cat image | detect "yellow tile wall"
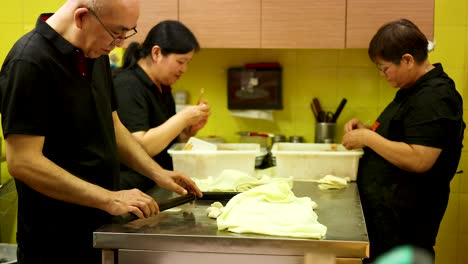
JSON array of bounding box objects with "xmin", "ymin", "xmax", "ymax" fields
[{"xmin": 0, "ymin": 1, "xmax": 467, "ymax": 263}]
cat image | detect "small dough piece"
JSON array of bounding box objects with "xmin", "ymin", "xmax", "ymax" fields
[
  {"xmin": 317, "ymin": 175, "xmax": 348, "ymax": 190},
  {"xmin": 165, "ymin": 208, "xmax": 182, "ymax": 213},
  {"xmin": 206, "ymin": 201, "xmax": 225, "ymax": 219},
  {"xmin": 208, "ymin": 207, "xmax": 223, "ymax": 218},
  {"xmin": 211, "ymin": 201, "xmax": 224, "ymax": 209}
]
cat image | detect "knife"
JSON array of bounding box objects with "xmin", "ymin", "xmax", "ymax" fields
[
  {"xmin": 331, "ymin": 98, "xmax": 347, "ymax": 122},
  {"xmin": 112, "ymin": 194, "xmax": 196, "ymax": 224},
  {"xmin": 111, "ymin": 192, "xmax": 240, "ymax": 224}
]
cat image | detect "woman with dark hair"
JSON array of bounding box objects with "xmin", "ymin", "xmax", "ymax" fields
[
  {"xmin": 342, "ymin": 19, "xmax": 464, "ymax": 263},
  {"xmin": 121, "ymin": 41, "xmax": 140, "ymax": 68},
  {"xmin": 114, "ymin": 20, "xmax": 210, "ymax": 191},
  {"xmin": 111, "ymin": 42, "xmax": 140, "ymax": 77}
]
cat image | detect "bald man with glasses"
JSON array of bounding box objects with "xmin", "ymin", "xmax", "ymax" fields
[
  {"xmin": 87, "ymin": 7, "xmax": 138, "ymax": 47},
  {"xmin": 0, "ymin": 0, "xmax": 202, "ymax": 263}
]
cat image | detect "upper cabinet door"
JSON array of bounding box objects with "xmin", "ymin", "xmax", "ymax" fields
[
  {"xmin": 132, "ymin": 0, "xmax": 179, "ymax": 45},
  {"xmin": 346, "ymin": 0, "xmax": 434, "ymax": 48},
  {"xmin": 179, "ymin": 0, "xmax": 261, "ymax": 48},
  {"xmin": 261, "ymin": 0, "xmax": 346, "ymax": 49}
]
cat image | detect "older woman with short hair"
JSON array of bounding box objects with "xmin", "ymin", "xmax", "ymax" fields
[{"xmin": 342, "ymin": 18, "xmax": 465, "ymax": 263}]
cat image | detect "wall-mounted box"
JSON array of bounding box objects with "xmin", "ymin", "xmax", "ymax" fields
[{"xmin": 227, "ymin": 65, "xmax": 282, "ymax": 110}]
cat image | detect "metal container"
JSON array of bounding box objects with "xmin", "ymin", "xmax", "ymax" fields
[
  {"xmin": 288, "ymin": 136, "xmax": 304, "ymax": 143},
  {"xmin": 271, "ymin": 134, "xmax": 286, "ymax": 144},
  {"xmin": 315, "ymin": 122, "xmax": 336, "ymax": 143},
  {"xmin": 237, "ymin": 131, "xmax": 270, "ymax": 149}
]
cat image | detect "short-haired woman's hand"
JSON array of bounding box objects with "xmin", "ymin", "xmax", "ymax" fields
[{"xmin": 344, "ymin": 118, "xmax": 368, "ymax": 133}]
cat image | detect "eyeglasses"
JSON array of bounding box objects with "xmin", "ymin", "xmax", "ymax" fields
[
  {"xmin": 376, "ymin": 63, "xmax": 393, "ymax": 74},
  {"xmin": 88, "ymin": 8, "xmax": 137, "ymax": 46}
]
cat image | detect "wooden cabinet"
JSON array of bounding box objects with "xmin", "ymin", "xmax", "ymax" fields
[
  {"xmin": 135, "ymin": 0, "xmax": 434, "ymax": 49},
  {"xmin": 261, "ymin": 0, "xmax": 345, "ymax": 49},
  {"xmin": 178, "ymin": 0, "xmax": 344, "ymax": 49},
  {"xmin": 346, "ymin": 0, "xmax": 434, "ymax": 48},
  {"xmin": 131, "ymin": 0, "xmax": 178, "ymax": 45},
  {"xmin": 179, "ymin": 0, "xmax": 261, "ymax": 48}
]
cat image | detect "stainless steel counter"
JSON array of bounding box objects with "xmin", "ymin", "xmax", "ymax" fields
[{"xmin": 94, "ymin": 182, "xmax": 369, "ymax": 264}]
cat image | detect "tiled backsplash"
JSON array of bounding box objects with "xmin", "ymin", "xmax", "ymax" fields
[{"xmin": 174, "ymin": 48, "xmax": 465, "ymax": 143}]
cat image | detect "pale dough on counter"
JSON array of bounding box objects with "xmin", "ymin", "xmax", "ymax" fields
[
  {"xmin": 206, "ymin": 202, "xmax": 224, "ymax": 219},
  {"xmin": 193, "ymin": 169, "xmax": 292, "ymax": 192},
  {"xmin": 216, "ymin": 180, "xmax": 327, "ymax": 239},
  {"xmin": 316, "ymin": 175, "xmax": 350, "ymax": 190}
]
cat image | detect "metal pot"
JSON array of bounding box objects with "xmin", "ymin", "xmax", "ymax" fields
[
  {"xmin": 271, "ymin": 134, "xmax": 286, "ymax": 144},
  {"xmin": 289, "ymin": 136, "xmax": 304, "ymax": 143},
  {"xmin": 237, "ymin": 131, "xmax": 271, "ymax": 148}
]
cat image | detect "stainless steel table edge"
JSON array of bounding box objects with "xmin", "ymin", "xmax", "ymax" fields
[
  {"xmin": 94, "ymin": 231, "xmax": 369, "ymax": 258},
  {"xmin": 94, "ymin": 182, "xmax": 369, "ymax": 261}
]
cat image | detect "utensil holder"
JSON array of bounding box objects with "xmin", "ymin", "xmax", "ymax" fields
[{"xmin": 315, "ymin": 122, "xmax": 336, "ymax": 143}]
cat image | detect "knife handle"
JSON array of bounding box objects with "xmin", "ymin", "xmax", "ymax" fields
[{"xmin": 312, "ymin": 98, "xmax": 322, "ymax": 114}]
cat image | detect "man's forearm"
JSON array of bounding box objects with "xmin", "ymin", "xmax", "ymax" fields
[
  {"xmin": 113, "ymin": 112, "xmax": 163, "ymax": 182},
  {"xmin": 6, "ymin": 135, "xmax": 113, "ymax": 211}
]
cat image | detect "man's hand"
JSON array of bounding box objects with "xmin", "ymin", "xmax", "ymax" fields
[
  {"xmin": 104, "ymin": 189, "xmax": 159, "ymax": 218},
  {"xmin": 154, "ymin": 170, "xmax": 203, "ymax": 198}
]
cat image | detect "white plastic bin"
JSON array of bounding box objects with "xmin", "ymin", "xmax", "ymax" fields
[
  {"xmin": 271, "ymin": 143, "xmax": 364, "ymax": 181},
  {"xmin": 0, "ymin": 243, "xmax": 17, "ymax": 264},
  {"xmin": 168, "ymin": 143, "xmax": 260, "ymax": 179}
]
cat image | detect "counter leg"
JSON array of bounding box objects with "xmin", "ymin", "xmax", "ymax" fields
[
  {"xmin": 304, "ymin": 252, "xmax": 335, "ymax": 264},
  {"xmin": 102, "ymin": 249, "xmax": 117, "ymax": 264}
]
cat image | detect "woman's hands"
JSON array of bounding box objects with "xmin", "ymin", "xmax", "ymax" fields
[
  {"xmin": 179, "ymin": 101, "xmax": 210, "ymax": 137},
  {"xmin": 343, "ymin": 118, "xmax": 369, "ymax": 132},
  {"xmin": 179, "ymin": 101, "xmax": 210, "ymax": 125},
  {"xmin": 342, "ymin": 118, "xmax": 371, "ymax": 150}
]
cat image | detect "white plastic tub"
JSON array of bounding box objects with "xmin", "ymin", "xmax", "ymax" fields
[
  {"xmin": 271, "ymin": 143, "xmax": 364, "ymax": 181},
  {"xmin": 168, "ymin": 143, "xmax": 260, "ymax": 179},
  {"xmin": 0, "ymin": 243, "xmax": 17, "ymax": 264}
]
